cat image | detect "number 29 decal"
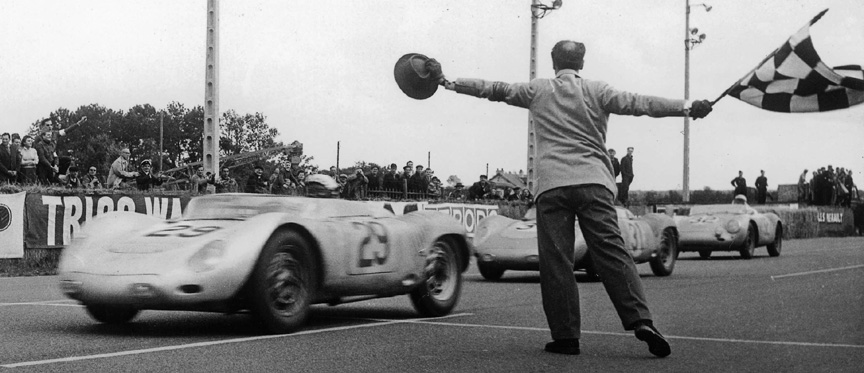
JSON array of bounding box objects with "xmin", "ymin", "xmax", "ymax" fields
[
  {"xmin": 146, "ymin": 224, "xmax": 221, "ymax": 238},
  {"xmin": 353, "ymin": 221, "xmax": 390, "ymax": 268}
]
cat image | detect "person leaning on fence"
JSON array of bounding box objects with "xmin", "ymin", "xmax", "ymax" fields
[
  {"xmin": 106, "ymin": 147, "xmax": 138, "ymax": 189},
  {"xmin": 366, "ymin": 166, "xmax": 382, "ymax": 195},
  {"xmin": 212, "ymin": 167, "xmax": 238, "ymax": 193},
  {"xmin": 382, "ymin": 163, "xmax": 399, "ymax": 190},
  {"xmin": 83, "ymin": 166, "xmax": 104, "ymax": 189},
  {"xmin": 420, "ymin": 39, "xmax": 713, "ymax": 357},
  {"xmin": 467, "ymin": 175, "xmax": 492, "ymax": 200},
  {"xmin": 245, "ymin": 165, "xmax": 269, "ymax": 194},
  {"xmin": 135, "ymin": 159, "xmax": 165, "ymax": 191},
  {"xmin": 16, "ymin": 136, "xmax": 39, "ymax": 184}
]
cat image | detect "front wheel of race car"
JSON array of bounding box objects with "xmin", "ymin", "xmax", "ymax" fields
[
  {"xmin": 248, "ymin": 230, "xmax": 317, "ymax": 334},
  {"xmin": 766, "ymin": 225, "xmax": 782, "ymax": 257},
  {"xmin": 477, "ymin": 262, "xmax": 505, "ymax": 281},
  {"xmin": 410, "ymin": 238, "xmax": 463, "ymax": 317},
  {"xmin": 650, "ymin": 228, "xmax": 678, "ymax": 277},
  {"xmin": 85, "ymin": 304, "xmax": 139, "ymax": 324},
  {"xmin": 739, "ymin": 224, "xmax": 757, "ymax": 259}
]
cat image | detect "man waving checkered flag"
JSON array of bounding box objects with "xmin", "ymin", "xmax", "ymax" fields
[{"xmin": 723, "ymin": 9, "xmax": 864, "ymax": 112}]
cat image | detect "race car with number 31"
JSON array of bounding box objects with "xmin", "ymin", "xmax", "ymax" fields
[
  {"xmin": 58, "ymin": 194, "xmax": 470, "ymax": 334},
  {"xmin": 472, "ymin": 206, "xmax": 679, "ymax": 280}
]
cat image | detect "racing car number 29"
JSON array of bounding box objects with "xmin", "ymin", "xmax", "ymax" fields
[{"xmin": 349, "ymin": 221, "xmax": 394, "ymax": 274}]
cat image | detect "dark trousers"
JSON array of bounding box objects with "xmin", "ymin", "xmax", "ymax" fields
[
  {"xmin": 618, "ymin": 176, "xmax": 633, "ymax": 205},
  {"xmin": 536, "ymin": 185, "xmax": 652, "ymax": 340}
]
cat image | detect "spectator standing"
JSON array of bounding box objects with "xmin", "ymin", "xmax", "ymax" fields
[
  {"xmin": 367, "ymin": 166, "xmax": 382, "ymax": 193},
  {"xmin": 797, "ymin": 169, "xmax": 809, "ymax": 203},
  {"xmin": 608, "ymin": 148, "xmax": 620, "ymax": 182},
  {"xmin": 382, "ymin": 163, "xmax": 399, "ymax": 190},
  {"xmin": 468, "ymin": 175, "xmax": 492, "ymax": 200},
  {"xmin": 213, "ymin": 167, "xmax": 238, "ymax": 193},
  {"xmin": 0, "ymin": 133, "xmax": 20, "ymax": 184},
  {"xmin": 189, "ymin": 166, "xmax": 210, "ymax": 195},
  {"xmin": 135, "ymin": 160, "xmax": 164, "ymax": 191},
  {"xmin": 17, "ymin": 136, "xmax": 39, "ymax": 184},
  {"xmin": 619, "ymin": 147, "xmax": 634, "ymax": 205},
  {"xmin": 731, "ymin": 170, "xmax": 747, "ymax": 197},
  {"xmin": 270, "ymin": 167, "xmax": 287, "ymax": 195},
  {"xmin": 34, "ymin": 130, "xmax": 59, "ymax": 184},
  {"xmin": 755, "ymin": 170, "xmax": 768, "ymax": 204},
  {"xmin": 245, "ymin": 165, "xmax": 269, "ymax": 193},
  {"xmin": 423, "ymin": 40, "xmax": 713, "ymax": 357},
  {"xmin": 410, "ymin": 165, "xmax": 428, "ymax": 194},
  {"xmin": 106, "ymin": 148, "xmax": 138, "ymax": 189},
  {"xmin": 82, "ymin": 166, "xmax": 104, "ymax": 189}
]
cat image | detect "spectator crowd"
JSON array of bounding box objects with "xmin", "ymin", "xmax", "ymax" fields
[{"xmin": 798, "ymin": 165, "xmax": 857, "ymax": 207}]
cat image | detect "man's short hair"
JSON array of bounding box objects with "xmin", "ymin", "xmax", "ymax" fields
[
  {"xmin": 627, "ymin": 147, "xmax": 634, "ymax": 151},
  {"xmin": 68, "ymin": 166, "xmax": 79, "ymax": 173},
  {"xmin": 1, "ymin": 133, "xmax": 9, "ymax": 138},
  {"xmin": 480, "ymin": 175, "xmax": 488, "ymax": 180},
  {"xmin": 551, "ymin": 40, "xmax": 585, "ymax": 71}
]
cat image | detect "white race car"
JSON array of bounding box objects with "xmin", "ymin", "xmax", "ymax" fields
[{"xmin": 59, "ymin": 194, "xmax": 470, "ymax": 333}]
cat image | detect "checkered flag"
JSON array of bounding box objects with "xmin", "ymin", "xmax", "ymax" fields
[{"xmin": 721, "ymin": 9, "xmax": 864, "ymax": 112}]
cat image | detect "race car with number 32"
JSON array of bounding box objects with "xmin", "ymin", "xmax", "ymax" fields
[
  {"xmin": 472, "ymin": 206, "xmax": 679, "ymax": 280},
  {"xmin": 674, "ymin": 199, "xmax": 782, "ymax": 259},
  {"xmin": 58, "ymin": 194, "xmax": 470, "ymax": 334}
]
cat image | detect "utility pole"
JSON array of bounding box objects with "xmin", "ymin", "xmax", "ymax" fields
[
  {"xmin": 336, "ymin": 141, "xmax": 340, "ymax": 171},
  {"xmin": 203, "ymin": 0, "xmax": 220, "ymax": 179},
  {"xmin": 159, "ymin": 111, "xmax": 164, "ymax": 172},
  {"xmin": 527, "ymin": 1, "xmax": 562, "ymax": 193},
  {"xmin": 683, "ymin": 0, "xmax": 711, "ymax": 202}
]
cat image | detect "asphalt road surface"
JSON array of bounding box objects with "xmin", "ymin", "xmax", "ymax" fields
[{"xmin": 2, "ymin": 237, "xmax": 862, "ymax": 372}]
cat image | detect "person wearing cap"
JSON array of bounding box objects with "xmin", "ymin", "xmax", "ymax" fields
[
  {"xmin": 63, "ymin": 166, "xmax": 83, "ymax": 189},
  {"xmin": 409, "ymin": 165, "xmax": 428, "ymax": 194},
  {"xmin": 447, "ymin": 182, "xmax": 466, "ymax": 201},
  {"xmin": 382, "ymin": 163, "xmax": 400, "ymax": 191},
  {"xmin": 468, "ymin": 175, "xmax": 492, "ymax": 200},
  {"xmin": 245, "ymin": 165, "xmax": 269, "ymax": 194},
  {"xmin": 418, "ymin": 40, "xmax": 715, "ymax": 358},
  {"xmin": 106, "ymin": 147, "xmax": 138, "ymax": 189},
  {"xmin": 136, "ymin": 160, "xmax": 164, "ymax": 191}
]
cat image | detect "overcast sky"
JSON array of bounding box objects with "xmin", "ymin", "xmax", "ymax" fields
[{"xmin": 1, "ymin": 0, "xmax": 862, "ymax": 190}]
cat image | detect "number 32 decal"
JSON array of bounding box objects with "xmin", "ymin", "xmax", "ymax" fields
[{"xmin": 353, "ymin": 222, "xmax": 390, "ymax": 268}]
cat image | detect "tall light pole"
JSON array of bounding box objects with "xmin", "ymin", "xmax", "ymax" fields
[
  {"xmin": 683, "ymin": 0, "xmax": 710, "ymax": 202},
  {"xmin": 527, "ymin": 0, "xmax": 562, "ymax": 193},
  {"xmin": 203, "ymin": 0, "xmax": 221, "ymax": 179}
]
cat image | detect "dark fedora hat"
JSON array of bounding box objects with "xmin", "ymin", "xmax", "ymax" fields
[{"xmin": 394, "ymin": 53, "xmax": 439, "ymax": 100}]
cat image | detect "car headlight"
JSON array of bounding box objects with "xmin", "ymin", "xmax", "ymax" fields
[
  {"xmin": 188, "ymin": 240, "xmax": 226, "ymax": 273},
  {"xmin": 725, "ymin": 220, "xmax": 741, "ymax": 233}
]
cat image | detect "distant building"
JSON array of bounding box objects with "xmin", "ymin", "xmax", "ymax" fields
[{"xmin": 489, "ymin": 169, "xmax": 527, "ymax": 198}]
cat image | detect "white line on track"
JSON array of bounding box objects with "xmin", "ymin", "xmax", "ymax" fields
[
  {"xmin": 770, "ymin": 264, "xmax": 864, "ymax": 280},
  {"xmin": 0, "ymin": 312, "xmax": 473, "ymax": 368},
  {"xmin": 0, "ymin": 299, "xmax": 81, "ymax": 307},
  {"xmin": 400, "ymin": 320, "xmax": 864, "ymax": 349}
]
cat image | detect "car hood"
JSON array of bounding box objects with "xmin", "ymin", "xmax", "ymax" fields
[{"xmin": 70, "ymin": 219, "xmax": 242, "ymax": 275}]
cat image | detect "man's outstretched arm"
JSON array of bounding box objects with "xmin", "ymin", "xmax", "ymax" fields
[{"xmin": 425, "ymin": 59, "xmax": 533, "ymax": 108}]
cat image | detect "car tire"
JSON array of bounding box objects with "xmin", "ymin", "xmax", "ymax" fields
[
  {"xmin": 698, "ymin": 250, "xmax": 712, "ymax": 259},
  {"xmin": 739, "ymin": 224, "xmax": 757, "ymax": 259},
  {"xmin": 248, "ymin": 230, "xmax": 317, "ymax": 334},
  {"xmin": 85, "ymin": 304, "xmax": 139, "ymax": 324},
  {"xmin": 767, "ymin": 225, "xmax": 782, "ymax": 257},
  {"xmin": 410, "ymin": 238, "xmax": 463, "ymax": 317},
  {"xmin": 477, "ymin": 262, "xmax": 505, "ymax": 281},
  {"xmin": 649, "ymin": 228, "xmax": 678, "ymax": 277}
]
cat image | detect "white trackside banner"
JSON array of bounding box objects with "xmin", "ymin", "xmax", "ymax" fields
[{"xmin": 0, "ymin": 192, "xmax": 26, "ymax": 258}]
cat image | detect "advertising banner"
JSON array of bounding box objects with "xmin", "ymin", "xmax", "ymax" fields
[
  {"xmin": 0, "ymin": 192, "xmax": 26, "ymax": 258},
  {"xmin": 423, "ymin": 203, "xmax": 498, "ymax": 237},
  {"xmin": 815, "ymin": 206, "xmax": 854, "ymax": 237},
  {"xmin": 25, "ymin": 193, "xmax": 190, "ymax": 248}
]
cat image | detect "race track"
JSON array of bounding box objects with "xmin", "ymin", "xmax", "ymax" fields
[{"xmin": 1, "ymin": 237, "xmax": 862, "ymax": 372}]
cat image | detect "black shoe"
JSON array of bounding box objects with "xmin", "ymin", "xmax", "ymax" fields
[
  {"xmin": 544, "ymin": 339, "xmax": 580, "ymax": 355},
  {"xmin": 633, "ymin": 323, "xmax": 671, "ymax": 358}
]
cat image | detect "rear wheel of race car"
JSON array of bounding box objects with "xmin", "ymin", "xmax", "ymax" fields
[
  {"xmin": 767, "ymin": 225, "xmax": 783, "ymax": 257},
  {"xmin": 650, "ymin": 228, "xmax": 678, "ymax": 277},
  {"xmin": 739, "ymin": 224, "xmax": 757, "ymax": 259},
  {"xmin": 85, "ymin": 304, "xmax": 139, "ymax": 324},
  {"xmin": 477, "ymin": 262, "xmax": 505, "ymax": 281},
  {"xmin": 410, "ymin": 238, "xmax": 462, "ymax": 317},
  {"xmin": 698, "ymin": 250, "xmax": 712, "ymax": 259},
  {"xmin": 248, "ymin": 230, "xmax": 317, "ymax": 334}
]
